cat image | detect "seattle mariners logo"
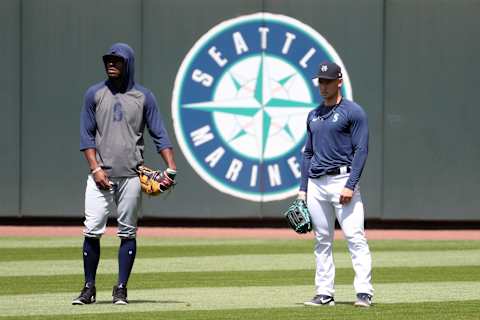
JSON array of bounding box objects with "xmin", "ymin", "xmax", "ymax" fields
[
  {"xmin": 332, "ymin": 113, "xmax": 339, "ymax": 122},
  {"xmin": 172, "ymin": 13, "xmax": 352, "ymax": 202}
]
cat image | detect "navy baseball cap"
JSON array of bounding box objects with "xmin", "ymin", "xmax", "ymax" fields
[
  {"xmin": 312, "ymin": 61, "xmax": 342, "ymax": 80},
  {"xmin": 102, "ymin": 53, "xmax": 125, "ymax": 63}
]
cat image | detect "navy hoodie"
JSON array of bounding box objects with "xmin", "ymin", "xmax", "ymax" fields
[{"xmin": 80, "ymin": 43, "xmax": 172, "ymax": 177}]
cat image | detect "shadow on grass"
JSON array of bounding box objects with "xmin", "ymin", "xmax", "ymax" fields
[
  {"xmin": 294, "ymin": 301, "xmax": 358, "ymax": 306},
  {"xmin": 95, "ymin": 300, "xmax": 188, "ymax": 305}
]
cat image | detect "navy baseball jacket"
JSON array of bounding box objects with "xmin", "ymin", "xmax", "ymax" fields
[
  {"xmin": 80, "ymin": 43, "xmax": 172, "ymax": 178},
  {"xmin": 300, "ymin": 98, "xmax": 369, "ymax": 191}
]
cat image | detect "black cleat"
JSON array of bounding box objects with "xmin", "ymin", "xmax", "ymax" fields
[
  {"xmin": 304, "ymin": 294, "xmax": 335, "ymax": 306},
  {"xmin": 72, "ymin": 285, "xmax": 96, "ymax": 305},
  {"xmin": 354, "ymin": 293, "xmax": 373, "ymax": 307},
  {"xmin": 112, "ymin": 285, "xmax": 128, "ymax": 305}
]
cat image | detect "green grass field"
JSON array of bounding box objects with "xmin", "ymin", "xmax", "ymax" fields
[{"xmin": 1, "ymin": 236, "xmax": 480, "ymax": 319}]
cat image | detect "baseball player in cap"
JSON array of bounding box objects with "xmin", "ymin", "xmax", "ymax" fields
[
  {"xmin": 73, "ymin": 43, "xmax": 177, "ymax": 305},
  {"xmin": 300, "ymin": 61, "xmax": 373, "ymax": 307}
]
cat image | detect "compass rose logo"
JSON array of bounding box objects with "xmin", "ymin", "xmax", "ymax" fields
[{"xmin": 172, "ymin": 13, "xmax": 352, "ymax": 202}]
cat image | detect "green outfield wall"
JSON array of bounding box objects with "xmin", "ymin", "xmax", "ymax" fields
[{"xmin": 0, "ymin": 0, "xmax": 479, "ymax": 221}]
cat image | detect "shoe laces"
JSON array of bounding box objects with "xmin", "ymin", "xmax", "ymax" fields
[
  {"xmin": 114, "ymin": 286, "xmax": 127, "ymax": 298},
  {"xmin": 80, "ymin": 286, "xmax": 94, "ymax": 298}
]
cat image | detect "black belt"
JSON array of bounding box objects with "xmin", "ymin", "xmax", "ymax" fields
[{"xmin": 326, "ymin": 167, "xmax": 351, "ymax": 175}]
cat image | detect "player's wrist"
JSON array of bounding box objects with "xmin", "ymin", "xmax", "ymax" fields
[
  {"xmin": 91, "ymin": 166, "xmax": 102, "ymax": 174},
  {"xmin": 165, "ymin": 161, "xmax": 177, "ymax": 170},
  {"xmin": 165, "ymin": 168, "xmax": 177, "ymax": 180},
  {"xmin": 297, "ymin": 191, "xmax": 307, "ymax": 201}
]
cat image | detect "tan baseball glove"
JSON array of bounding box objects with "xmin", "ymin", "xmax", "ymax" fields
[{"xmin": 137, "ymin": 165, "xmax": 176, "ymax": 196}]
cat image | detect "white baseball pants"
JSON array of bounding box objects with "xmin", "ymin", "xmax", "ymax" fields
[
  {"xmin": 83, "ymin": 175, "xmax": 141, "ymax": 239},
  {"xmin": 307, "ymin": 173, "xmax": 373, "ymax": 297}
]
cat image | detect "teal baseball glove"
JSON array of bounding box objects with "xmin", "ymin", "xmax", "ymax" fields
[{"xmin": 284, "ymin": 199, "xmax": 312, "ymax": 234}]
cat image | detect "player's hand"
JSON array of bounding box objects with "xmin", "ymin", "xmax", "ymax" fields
[
  {"xmin": 297, "ymin": 191, "xmax": 307, "ymax": 201},
  {"xmin": 93, "ymin": 169, "xmax": 111, "ymax": 190},
  {"xmin": 339, "ymin": 187, "xmax": 354, "ymax": 205}
]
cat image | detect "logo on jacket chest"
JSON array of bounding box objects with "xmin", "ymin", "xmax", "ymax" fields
[
  {"xmin": 311, "ymin": 111, "xmax": 347, "ymax": 132},
  {"xmin": 332, "ymin": 113, "xmax": 339, "ymax": 122},
  {"xmin": 113, "ymin": 102, "xmax": 123, "ymax": 122},
  {"xmin": 172, "ymin": 13, "xmax": 353, "ymax": 202}
]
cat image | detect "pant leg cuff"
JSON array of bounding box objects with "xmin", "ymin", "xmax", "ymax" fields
[
  {"xmin": 83, "ymin": 232, "xmax": 102, "ymax": 239},
  {"xmin": 117, "ymin": 233, "xmax": 136, "ymax": 239}
]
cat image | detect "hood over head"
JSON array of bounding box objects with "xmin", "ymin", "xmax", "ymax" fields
[{"xmin": 103, "ymin": 43, "xmax": 135, "ymax": 92}]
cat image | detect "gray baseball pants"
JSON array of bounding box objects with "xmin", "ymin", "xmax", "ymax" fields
[{"xmin": 83, "ymin": 175, "xmax": 141, "ymax": 239}]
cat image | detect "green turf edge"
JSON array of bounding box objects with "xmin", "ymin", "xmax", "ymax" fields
[
  {"xmin": 1, "ymin": 301, "xmax": 480, "ymax": 320},
  {"xmin": 1, "ymin": 266, "xmax": 479, "ymax": 296}
]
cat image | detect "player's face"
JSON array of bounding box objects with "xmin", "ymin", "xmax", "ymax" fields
[
  {"xmin": 318, "ymin": 78, "xmax": 342, "ymax": 99},
  {"xmin": 105, "ymin": 56, "xmax": 124, "ymax": 79}
]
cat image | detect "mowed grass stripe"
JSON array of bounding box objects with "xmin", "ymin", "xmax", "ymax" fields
[
  {"xmin": 0, "ymin": 238, "xmax": 303, "ymax": 249},
  {"xmin": 0, "ymin": 282, "xmax": 479, "ymax": 317},
  {"xmin": 1, "ymin": 266, "xmax": 479, "ymax": 296},
  {"xmin": 2, "ymin": 250, "xmax": 479, "ymax": 277},
  {"xmin": 4, "ymin": 240, "xmax": 480, "ymax": 261},
  {"xmin": 0, "ymin": 243, "xmax": 313, "ymax": 261},
  {"xmin": 2, "ymin": 301, "xmax": 480, "ymax": 320},
  {"xmin": 2, "ymin": 237, "xmax": 480, "ymax": 252}
]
